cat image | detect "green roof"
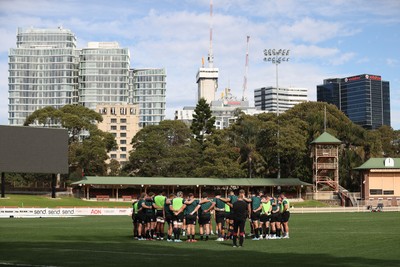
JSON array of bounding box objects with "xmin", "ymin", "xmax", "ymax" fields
[
  {"xmin": 354, "ymin": 158, "xmax": 400, "ymax": 170},
  {"xmin": 72, "ymin": 176, "xmax": 311, "ymax": 187},
  {"xmin": 311, "ymin": 132, "xmax": 341, "ymax": 144}
]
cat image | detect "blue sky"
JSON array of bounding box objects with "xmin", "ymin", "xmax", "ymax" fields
[{"xmin": 0, "ymin": 0, "xmax": 399, "ymax": 128}]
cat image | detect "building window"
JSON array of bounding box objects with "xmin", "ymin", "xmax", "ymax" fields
[
  {"xmin": 111, "ymin": 118, "xmax": 117, "ymax": 123},
  {"xmin": 384, "ymin": 190, "xmax": 394, "ymax": 195},
  {"xmin": 120, "ymin": 118, "xmax": 126, "ymax": 123},
  {"xmin": 120, "ymin": 125, "xmax": 126, "ymax": 130},
  {"xmin": 120, "ymin": 154, "xmax": 127, "ymax": 159},
  {"xmin": 370, "ymin": 189, "xmax": 383, "ymax": 195},
  {"xmin": 111, "ymin": 125, "xmax": 117, "ymax": 130},
  {"xmin": 120, "ymin": 133, "xmax": 127, "ymax": 137},
  {"xmin": 120, "ymin": 140, "xmax": 127, "ymax": 144},
  {"xmin": 120, "ymin": 147, "xmax": 126, "ymax": 151},
  {"xmin": 110, "ymin": 154, "xmax": 117, "ymax": 159}
]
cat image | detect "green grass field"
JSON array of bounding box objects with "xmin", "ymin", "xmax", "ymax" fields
[{"xmin": 1, "ymin": 212, "xmax": 399, "ymax": 267}]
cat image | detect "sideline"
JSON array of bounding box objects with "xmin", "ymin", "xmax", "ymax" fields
[
  {"xmin": 1, "ymin": 206, "xmax": 399, "ymax": 218},
  {"xmin": 0, "ymin": 207, "xmax": 131, "ymax": 218}
]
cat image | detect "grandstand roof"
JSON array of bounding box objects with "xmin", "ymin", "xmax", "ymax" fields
[{"xmin": 72, "ymin": 176, "xmax": 311, "ymax": 187}]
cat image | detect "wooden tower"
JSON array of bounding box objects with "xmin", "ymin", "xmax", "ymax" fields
[{"xmin": 311, "ymin": 132, "xmax": 342, "ymax": 192}]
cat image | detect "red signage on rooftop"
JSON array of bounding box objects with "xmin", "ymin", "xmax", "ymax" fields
[{"xmin": 343, "ymin": 74, "xmax": 382, "ymax": 83}]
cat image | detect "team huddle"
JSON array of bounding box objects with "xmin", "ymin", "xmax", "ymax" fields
[{"xmin": 132, "ymin": 189, "xmax": 291, "ymax": 247}]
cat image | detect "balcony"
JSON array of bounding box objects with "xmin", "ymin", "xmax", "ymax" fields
[
  {"xmin": 315, "ymin": 163, "xmax": 338, "ymax": 169},
  {"xmin": 316, "ymin": 149, "xmax": 337, "ymax": 157}
]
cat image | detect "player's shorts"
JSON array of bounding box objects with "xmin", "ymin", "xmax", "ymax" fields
[
  {"xmin": 173, "ymin": 213, "xmax": 184, "ymax": 223},
  {"xmin": 185, "ymin": 214, "xmax": 197, "ymax": 225},
  {"xmin": 146, "ymin": 213, "xmax": 156, "ymax": 223},
  {"xmin": 215, "ymin": 211, "xmax": 225, "ymax": 224},
  {"xmin": 225, "ymin": 212, "xmax": 234, "ymax": 221},
  {"xmin": 281, "ymin": 211, "xmax": 290, "ymax": 222},
  {"xmin": 165, "ymin": 214, "xmax": 173, "ymax": 225},
  {"xmin": 251, "ymin": 211, "xmax": 261, "ymax": 221},
  {"xmin": 260, "ymin": 213, "xmax": 271, "ymax": 223},
  {"xmin": 199, "ymin": 214, "xmax": 211, "ymax": 225},
  {"xmin": 137, "ymin": 213, "xmax": 146, "ymax": 225},
  {"xmin": 155, "ymin": 210, "xmax": 164, "ymax": 223},
  {"xmin": 270, "ymin": 212, "xmax": 281, "ymax": 223}
]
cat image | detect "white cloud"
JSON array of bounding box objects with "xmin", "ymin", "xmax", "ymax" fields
[{"xmin": 330, "ymin": 52, "xmax": 356, "ymax": 66}]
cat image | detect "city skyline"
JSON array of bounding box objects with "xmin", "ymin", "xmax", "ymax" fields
[{"xmin": 0, "ymin": 0, "xmax": 399, "ymax": 128}]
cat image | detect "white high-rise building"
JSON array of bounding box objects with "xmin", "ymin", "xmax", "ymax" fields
[
  {"xmin": 8, "ymin": 27, "xmax": 79, "ymax": 125},
  {"xmin": 254, "ymin": 87, "xmax": 308, "ymax": 113},
  {"xmin": 196, "ymin": 66, "xmax": 218, "ymax": 104},
  {"xmin": 131, "ymin": 68, "xmax": 166, "ymax": 127},
  {"xmin": 79, "ymin": 42, "xmax": 130, "ymax": 110}
]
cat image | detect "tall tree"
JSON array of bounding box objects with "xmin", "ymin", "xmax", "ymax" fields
[
  {"xmin": 194, "ymin": 130, "xmax": 246, "ymax": 178},
  {"xmin": 126, "ymin": 120, "xmax": 200, "ymax": 177},
  {"xmin": 228, "ymin": 114, "xmax": 267, "ymax": 178},
  {"xmin": 191, "ymin": 98, "xmax": 216, "ymax": 145}
]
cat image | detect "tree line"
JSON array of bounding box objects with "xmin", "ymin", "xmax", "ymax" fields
[
  {"xmin": 123, "ymin": 100, "xmax": 400, "ymax": 192},
  {"xmin": 6, "ymin": 101, "xmax": 400, "ymax": 192}
]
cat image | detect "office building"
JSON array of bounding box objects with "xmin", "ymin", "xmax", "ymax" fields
[
  {"xmin": 8, "ymin": 27, "xmax": 79, "ymax": 125},
  {"xmin": 131, "ymin": 68, "xmax": 166, "ymax": 127},
  {"xmin": 79, "ymin": 42, "xmax": 130, "ymax": 110},
  {"xmin": 96, "ymin": 103, "xmax": 140, "ymax": 166},
  {"xmin": 317, "ymin": 74, "xmax": 390, "ymax": 129},
  {"xmin": 254, "ymin": 87, "xmax": 308, "ymax": 113}
]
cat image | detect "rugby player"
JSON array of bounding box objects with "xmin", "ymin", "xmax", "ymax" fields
[
  {"xmin": 245, "ymin": 191, "xmax": 262, "ymax": 240},
  {"xmin": 136, "ymin": 193, "xmax": 147, "ymax": 240},
  {"xmin": 260, "ymin": 194, "xmax": 272, "ymax": 239},
  {"xmin": 170, "ymin": 191, "xmax": 186, "ymax": 242},
  {"xmin": 213, "ymin": 192, "xmax": 226, "ymax": 241},
  {"xmin": 154, "ymin": 191, "xmax": 166, "ymax": 240},
  {"xmin": 143, "ymin": 192, "xmax": 157, "ymax": 240},
  {"xmin": 164, "ymin": 193, "xmax": 175, "ymax": 242},
  {"xmin": 219, "ymin": 190, "xmax": 237, "ymax": 240},
  {"xmin": 280, "ymin": 193, "xmax": 290, "ymax": 238},
  {"xmin": 196, "ymin": 192, "xmax": 214, "ymax": 241},
  {"xmin": 131, "ymin": 199, "xmax": 139, "ymax": 239},
  {"xmin": 232, "ymin": 189, "xmax": 248, "ymax": 247},
  {"xmin": 270, "ymin": 195, "xmax": 281, "ymax": 239},
  {"xmin": 184, "ymin": 193, "xmax": 199, "ymax": 242}
]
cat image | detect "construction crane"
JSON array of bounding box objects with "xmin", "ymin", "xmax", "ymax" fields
[{"xmin": 242, "ymin": 36, "xmax": 250, "ymax": 101}]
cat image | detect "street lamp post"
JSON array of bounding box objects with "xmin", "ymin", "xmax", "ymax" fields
[{"xmin": 263, "ymin": 49, "xmax": 290, "ymax": 180}]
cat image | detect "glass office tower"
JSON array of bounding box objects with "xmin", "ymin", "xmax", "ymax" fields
[
  {"xmin": 131, "ymin": 68, "xmax": 166, "ymax": 127},
  {"xmin": 79, "ymin": 42, "xmax": 130, "ymax": 110},
  {"xmin": 8, "ymin": 27, "xmax": 79, "ymax": 125},
  {"xmin": 317, "ymin": 74, "xmax": 390, "ymax": 129}
]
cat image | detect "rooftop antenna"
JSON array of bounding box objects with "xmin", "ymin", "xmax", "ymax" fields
[
  {"xmin": 207, "ymin": 0, "xmax": 214, "ymax": 68},
  {"xmin": 324, "ymin": 105, "xmax": 327, "ymax": 132},
  {"xmin": 242, "ymin": 36, "xmax": 250, "ymax": 101}
]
